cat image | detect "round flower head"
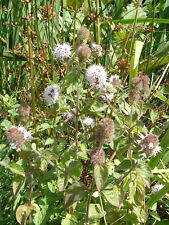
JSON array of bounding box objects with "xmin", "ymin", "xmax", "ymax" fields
[
  {"xmin": 141, "ymin": 75, "xmax": 150, "ymax": 92},
  {"xmin": 7, "ymin": 126, "xmax": 31, "ymax": 151},
  {"xmin": 95, "ymin": 118, "xmax": 114, "ymax": 143},
  {"xmin": 86, "ymin": 64, "xmax": 107, "ymax": 89},
  {"xmin": 131, "ymin": 77, "xmax": 143, "ymax": 90},
  {"xmin": 54, "ymin": 43, "xmax": 71, "ymax": 60},
  {"xmin": 92, "ymin": 43, "xmax": 102, "ymax": 57},
  {"xmin": 129, "ymin": 90, "xmax": 140, "ymax": 103},
  {"xmin": 109, "ymin": 75, "xmax": 121, "ymax": 88},
  {"xmin": 100, "ymin": 82, "xmax": 115, "ymax": 101},
  {"xmin": 152, "ymin": 183, "xmax": 164, "ymax": 194},
  {"xmin": 91, "ymin": 148, "xmax": 105, "ymax": 164},
  {"xmin": 43, "ymin": 84, "xmax": 60, "ymax": 104},
  {"xmin": 18, "ymin": 103, "xmax": 30, "ymax": 122},
  {"xmin": 64, "ymin": 108, "xmax": 77, "ymax": 123},
  {"xmin": 76, "ymin": 44, "xmax": 91, "ymax": 60},
  {"xmin": 82, "ymin": 117, "xmax": 95, "ymax": 128},
  {"xmin": 77, "ymin": 26, "xmax": 90, "ymax": 41},
  {"xmin": 138, "ymin": 134, "xmax": 162, "ymax": 157}
]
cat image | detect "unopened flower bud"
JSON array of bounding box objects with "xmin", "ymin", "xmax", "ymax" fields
[
  {"xmin": 141, "ymin": 75, "xmax": 150, "ymax": 92},
  {"xmin": 95, "ymin": 118, "xmax": 114, "ymax": 143},
  {"xmin": 18, "ymin": 103, "xmax": 30, "ymax": 122},
  {"xmin": 131, "ymin": 77, "xmax": 142, "ymax": 90},
  {"xmin": 77, "ymin": 26, "xmax": 90, "ymax": 41},
  {"xmin": 129, "ymin": 90, "xmax": 140, "ymax": 103},
  {"xmin": 76, "ymin": 44, "xmax": 91, "ymax": 60},
  {"xmin": 91, "ymin": 148, "xmax": 105, "ymax": 164}
]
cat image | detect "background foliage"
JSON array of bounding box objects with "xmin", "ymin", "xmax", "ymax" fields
[{"xmin": 0, "ymin": 0, "xmax": 169, "ymax": 224}]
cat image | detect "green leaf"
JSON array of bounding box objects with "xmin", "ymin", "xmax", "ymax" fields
[
  {"xmin": 102, "ymin": 185, "xmax": 124, "ymax": 207},
  {"xmin": 45, "ymin": 138, "xmax": 55, "ymax": 145},
  {"xmin": 112, "ymin": 18, "xmax": 169, "ymax": 25},
  {"xmin": 37, "ymin": 123, "xmax": 51, "ymax": 131},
  {"xmin": 116, "ymin": 160, "xmax": 131, "ymax": 171},
  {"xmin": 68, "ymin": 160, "xmax": 83, "ymax": 178},
  {"xmin": 147, "ymin": 182, "xmax": 169, "ymax": 208},
  {"xmin": 61, "ymin": 213, "xmax": 78, "ymax": 225},
  {"xmin": 129, "ymin": 41, "xmax": 144, "ymax": 86},
  {"xmin": 136, "ymin": 164, "xmax": 153, "ymax": 187},
  {"xmin": 94, "ymin": 164, "xmax": 109, "ymax": 192},
  {"xmin": 64, "ymin": 183, "xmax": 85, "ymax": 209},
  {"xmin": 0, "ymin": 119, "xmax": 12, "ymax": 131},
  {"xmin": 150, "ymin": 110, "xmax": 159, "ymax": 123},
  {"xmin": 149, "ymin": 211, "xmax": 161, "ymax": 221},
  {"xmin": 10, "ymin": 163, "xmax": 25, "ymax": 177},
  {"xmin": 66, "ymin": 0, "xmax": 85, "ymax": 10},
  {"xmin": 13, "ymin": 175, "xmax": 25, "ymax": 197},
  {"xmin": 16, "ymin": 205, "xmax": 31, "ymax": 225},
  {"xmin": 89, "ymin": 204, "xmax": 106, "ymax": 219}
]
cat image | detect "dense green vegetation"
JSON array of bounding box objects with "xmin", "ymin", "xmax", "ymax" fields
[{"xmin": 0, "ymin": 0, "xmax": 169, "ymax": 224}]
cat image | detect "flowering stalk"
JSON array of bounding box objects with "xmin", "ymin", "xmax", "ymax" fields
[
  {"xmin": 96, "ymin": 0, "xmax": 100, "ymax": 64},
  {"xmin": 128, "ymin": 105, "xmax": 133, "ymax": 181},
  {"xmin": 75, "ymin": 86, "xmax": 79, "ymax": 149},
  {"xmin": 26, "ymin": 2, "xmax": 36, "ymax": 126}
]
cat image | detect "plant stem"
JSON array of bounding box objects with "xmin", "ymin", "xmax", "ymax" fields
[
  {"xmin": 26, "ymin": 2, "xmax": 36, "ymax": 126},
  {"xmin": 99, "ymin": 193, "xmax": 107, "ymax": 225},
  {"xmin": 96, "ymin": 0, "xmax": 100, "ymax": 64},
  {"xmin": 29, "ymin": 160, "xmax": 34, "ymax": 225},
  {"xmin": 86, "ymin": 180, "xmax": 95, "ymax": 223},
  {"xmin": 128, "ymin": 104, "xmax": 133, "ymax": 181},
  {"xmin": 75, "ymin": 85, "xmax": 79, "ymax": 149}
]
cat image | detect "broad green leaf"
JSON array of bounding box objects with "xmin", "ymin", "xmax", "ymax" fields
[
  {"xmin": 16, "ymin": 205, "xmax": 31, "ymax": 225},
  {"xmin": 68, "ymin": 160, "xmax": 83, "ymax": 178},
  {"xmin": 102, "ymin": 185, "xmax": 124, "ymax": 207},
  {"xmin": 89, "ymin": 204, "xmax": 106, "ymax": 219},
  {"xmin": 101, "ymin": 0, "xmax": 112, "ymax": 5},
  {"xmin": 149, "ymin": 211, "xmax": 161, "ymax": 221},
  {"xmin": 147, "ymin": 182, "xmax": 169, "ymax": 208},
  {"xmin": 61, "ymin": 213, "xmax": 77, "ymax": 225},
  {"xmin": 116, "ymin": 160, "xmax": 131, "ymax": 171},
  {"xmin": 94, "ymin": 164, "xmax": 109, "ymax": 192},
  {"xmin": 123, "ymin": 3, "xmax": 146, "ymax": 19},
  {"xmin": 13, "ymin": 175, "xmax": 25, "ymax": 197},
  {"xmin": 66, "ymin": 0, "xmax": 85, "ymax": 10},
  {"xmin": 136, "ymin": 164, "xmax": 153, "ymax": 187},
  {"xmin": 0, "ymin": 119, "xmax": 12, "ymax": 131},
  {"xmin": 10, "ymin": 163, "xmax": 25, "ymax": 177},
  {"xmin": 64, "ymin": 183, "xmax": 85, "ymax": 209},
  {"xmin": 150, "ymin": 110, "xmax": 159, "ymax": 123},
  {"xmin": 134, "ymin": 181, "xmax": 145, "ymax": 206},
  {"xmin": 36, "ymin": 123, "xmax": 51, "ymax": 131},
  {"xmin": 45, "ymin": 138, "xmax": 55, "ymax": 145}
]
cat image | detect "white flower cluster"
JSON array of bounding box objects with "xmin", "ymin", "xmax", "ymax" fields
[
  {"xmin": 109, "ymin": 75, "xmax": 121, "ymax": 88},
  {"xmin": 7, "ymin": 126, "xmax": 31, "ymax": 151},
  {"xmin": 138, "ymin": 134, "xmax": 162, "ymax": 157},
  {"xmin": 82, "ymin": 117, "xmax": 95, "ymax": 128},
  {"xmin": 92, "ymin": 43, "xmax": 102, "ymax": 57},
  {"xmin": 43, "ymin": 84, "xmax": 60, "ymax": 104},
  {"xmin": 100, "ymin": 82, "xmax": 116, "ymax": 101},
  {"xmin": 64, "ymin": 108, "xmax": 77, "ymax": 123},
  {"xmin": 54, "ymin": 43, "xmax": 71, "ymax": 60},
  {"xmin": 152, "ymin": 183, "xmax": 164, "ymax": 194},
  {"xmin": 86, "ymin": 65, "xmax": 107, "ymax": 89}
]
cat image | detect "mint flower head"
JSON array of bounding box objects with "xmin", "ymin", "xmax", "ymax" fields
[
  {"xmin": 91, "ymin": 148, "xmax": 105, "ymax": 164},
  {"xmin": 43, "ymin": 84, "xmax": 60, "ymax": 104},
  {"xmin": 92, "ymin": 43, "xmax": 102, "ymax": 57},
  {"xmin": 7, "ymin": 126, "xmax": 31, "ymax": 151},
  {"xmin": 138, "ymin": 134, "xmax": 162, "ymax": 157},
  {"xmin": 82, "ymin": 117, "xmax": 95, "ymax": 128},
  {"xmin": 77, "ymin": 26, "xmax": 90, "ymax": 41},
  {"xmin": 95, "ymin": 118, "xmax": 114, "ymax": 143},
  {"xmin": 18, "ymin": 103, "xmax": 30, "ymax": 122},
  {"xmin": 54, "ymin": 43, "xmax": 71, "ymax": 60},
  {"xmin": 86, "ymin": 65, "xmax": 107, "ymax": 90}
]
